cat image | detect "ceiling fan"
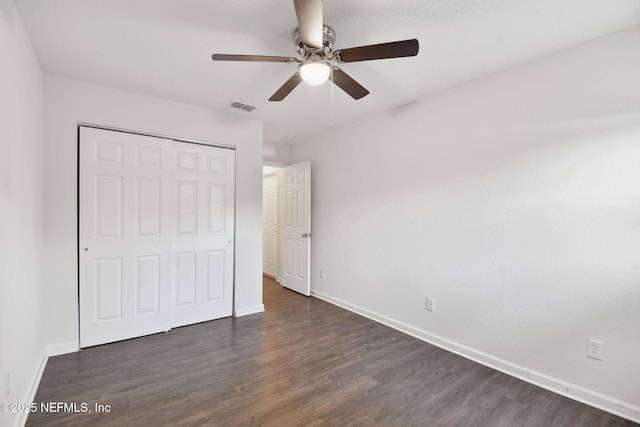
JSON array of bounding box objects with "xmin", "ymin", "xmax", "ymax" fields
[{"xmin": 212, "ymin": 0, "xmax": 419, "ymax": 102}]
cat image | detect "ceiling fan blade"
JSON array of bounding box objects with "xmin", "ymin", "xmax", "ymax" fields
[
  {"xmin": 333, "ymin": 39, "xmax": 419, "ymax": 63},
  {"xmin": 269, "ymin": 72, "xmax": 303, "ymax": 101},
  {"xmin": 212, "ymin": 54, "xmax": 298, "ymax": 63},
  {"xmin": 330, "ymin": 67, "xmax": 369, "ymax": 100},
  {"xmin": 293, "ymin": 0, "xmax": 323, "ymax": 49}
]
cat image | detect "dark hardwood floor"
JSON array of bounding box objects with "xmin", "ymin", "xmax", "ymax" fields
[{"xmin": 28, "ymin": 276, "xmax": 636, "ymax": 426}]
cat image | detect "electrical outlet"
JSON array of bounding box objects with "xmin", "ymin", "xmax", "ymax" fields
[
  {"xmin": 587, "ymin": 339, "xmax": 603, "ymax": 361},
  {"xmin": 320, "ymin": 269, "xmax": 326, "ymax": 279},
  {"xmin": 425, "ymin": 298, "xmax": 435, "ymax": 312},
  {"xmin": 4, "ymin": 372, "xmax": 10, "ymax": 397}
]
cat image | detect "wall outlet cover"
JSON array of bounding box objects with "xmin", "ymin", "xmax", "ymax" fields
[
  {"xmin": 426, "ymin": 298, "xmax": 435, "ymax": 312},
  {"xmin": 587, "ymin": 339, "xmax": 603, "ymax": 361}
]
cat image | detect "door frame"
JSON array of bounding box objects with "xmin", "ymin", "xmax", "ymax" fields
[{"xmin": 77, "ymin": 123, "xmax": 238, "ymax": 346}]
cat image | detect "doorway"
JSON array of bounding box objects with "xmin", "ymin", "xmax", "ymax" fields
[
  {"xmin": 263, "ymin": 166, "xmax": 280, "ymax": 279},
  {"xmin": 262, "ymin": 162, "xmax": 312, "ymax": 295}
]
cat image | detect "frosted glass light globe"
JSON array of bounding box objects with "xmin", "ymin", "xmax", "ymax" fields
[{"xmin": 299, "ymin": 61, "xmax": 330, "ymax": 86}]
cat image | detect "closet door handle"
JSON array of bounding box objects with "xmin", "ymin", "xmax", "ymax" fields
[{"xmin": 302, "ymin": 233, "xmax": 312, "ymax": 238}]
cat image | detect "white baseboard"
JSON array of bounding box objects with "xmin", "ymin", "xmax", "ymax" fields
[
  {"xmin": 17, "ymin": 351, "xmax": 48, "ymax": 427},
  {"xmin": 46, "ymin": 341, "xmax": 79, "ymax": 357},
  {"xmin": 235, "ymin": 304, "xmax": 265, "ymax": 317},
  {"xmin": 311, "ymin": 289, "xmax": 640, "ymax": 424},
  {"xmin": 14, "ymin": 342, "xmax": 79, "ymax": 426}
]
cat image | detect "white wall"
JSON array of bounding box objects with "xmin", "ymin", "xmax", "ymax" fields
[
  {"xmin": 43, "ymin": 75, "xmax": 264, "ymax": 351},
  {"xmin": 291, "ymin": 27, "xmax": 640, "ymax": 421},
  {"xmin": 0, "ymin": 1, "xmax": 45, "ymax": 426},
  {"xmin": 263, "ymin": 143, "xmax": 290, "ymax": 165}
]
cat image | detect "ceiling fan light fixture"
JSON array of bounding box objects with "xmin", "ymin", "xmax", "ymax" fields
[
  {"xmin": 211, "ymin": 3, "xmax": 419, "ymax": 101},
  {"xmin": 299, "ymin": 60, "xmax": 330, "ymax": 86}
]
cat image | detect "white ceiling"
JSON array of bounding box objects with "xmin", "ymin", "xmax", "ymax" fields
[{"xmin": 15, "ymin": 0, "xmax": 640, "ymax": 145}]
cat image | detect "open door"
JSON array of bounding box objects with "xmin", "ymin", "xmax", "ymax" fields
[{"xmin": 279, "ymin": 161, "xmax": 311, "ymax": 296}]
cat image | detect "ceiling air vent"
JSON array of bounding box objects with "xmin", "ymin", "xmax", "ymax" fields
[{"xmin": 230, "ymin": 101, "xmax": 256, "ymax": 112}]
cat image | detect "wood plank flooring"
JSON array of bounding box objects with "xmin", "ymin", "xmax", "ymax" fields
[{"xmin": 27, "ymin": 276, "xmax": 637, "ymax": 426}]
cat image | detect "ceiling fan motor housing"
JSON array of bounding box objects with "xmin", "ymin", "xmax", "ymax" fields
[{"xmin": 294, "ymin": 25, "xmax": 336, "ymax": 59}]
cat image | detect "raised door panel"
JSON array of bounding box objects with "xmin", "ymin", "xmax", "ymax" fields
[
  {"xmin": 136, "ymin": 255, "xmax": 161, "ymax": 315},
  {"xmin": 283, "ymin": 190, "xmax": 300, "ymax": 282},
  {"xmin": 206, "ymin": 250, "xmax": 225, "ymax": 301},
  {"xmin": 137, "ymin": 178, "xmax": 161, "ymax": 237},
  {"xmin": 96, "ymin": 176, "xmax": 123, "ymax": 238},
  {"xmin": 176, "ymin": 252, "xmax": 197, "ymax": 306},
  {"xmin": 208, "ymin": 184, "xmax": 226, "ymax": 233},
  {"xmin": 95, "ymin": 257, "xmax": 123, "ymax": 321},
  {"xmin": 177, "ymin": 181, "xmax": 198, "ymax": 234}
]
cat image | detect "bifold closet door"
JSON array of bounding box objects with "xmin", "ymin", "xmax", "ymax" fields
[
  {"xmin": 170, "ymin": 142, "xmax": 235, "ymax": 328},
  {"xmin": 79, "ymin": 127, "xmax": 235, "ymax": 347},
  {"xmin": 79, "ymin": 127, "xmax": 173, "ymax": 347}
]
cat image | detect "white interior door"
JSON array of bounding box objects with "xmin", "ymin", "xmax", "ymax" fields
[
  {"xmin": 80, "ymin": 127, "xmax": 235, "ymax": 347},
  {"xmin": 279, "ymin": 161, "xmax": 311, "ymax": 296},
  {"xmin": 79, "ymin": 127, "xmax": 173, "ymax": 347},
  {"xmin": 263, "ymin": 169, "xmax": 279, "ymax": 278},
  {"xmin": 171, "ymin": 142, "xmax": 235, "ymax": 328}
]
